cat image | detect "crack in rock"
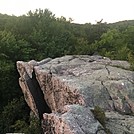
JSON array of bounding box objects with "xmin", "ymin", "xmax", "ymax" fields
[{"xmin": 105, "ymin": 65, "xmax": 110, "ymax": 75}]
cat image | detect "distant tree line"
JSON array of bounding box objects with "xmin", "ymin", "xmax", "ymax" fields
[{"xmin": 0, "ymin": 9, "xmax": 134, "ymax": 133}]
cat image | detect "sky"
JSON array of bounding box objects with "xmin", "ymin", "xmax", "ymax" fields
[{"xmin": 0, "ymin": 0, "xmax": 134, "ymax": 24}]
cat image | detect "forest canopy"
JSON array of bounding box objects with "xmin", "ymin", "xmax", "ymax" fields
[{"xmin": 0, "ymin": 9, "xmax": 134, "ymax": 133}]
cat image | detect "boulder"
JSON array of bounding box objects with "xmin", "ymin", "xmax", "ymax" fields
[{"xmin": 17, "ymin": 55, "xmax": 134, "ymax": 134}]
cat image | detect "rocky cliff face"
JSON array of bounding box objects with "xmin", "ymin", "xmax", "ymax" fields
[{"xmin": 17, "ymin": 55, "xmax": 134, "ymax": 134}]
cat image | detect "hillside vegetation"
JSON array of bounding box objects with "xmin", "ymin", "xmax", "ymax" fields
[{"xmin": 0, "ymin": 9, "xmax": 134, "ymax": 133}]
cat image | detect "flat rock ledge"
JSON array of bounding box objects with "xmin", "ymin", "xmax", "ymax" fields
[{"xmin": 17, "ymin": 55, "xmax": 134, "ymax": 134}]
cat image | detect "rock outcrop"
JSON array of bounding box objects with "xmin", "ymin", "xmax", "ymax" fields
[{"xmin": 17, "ymin": 55, "xmax": 134, "ymax": 134}]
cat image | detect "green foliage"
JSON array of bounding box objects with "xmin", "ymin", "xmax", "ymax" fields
[
  {"xmin": 0, "ymin": 97, "xmax": 30, "ymax": 133},
  {"xmin": 91, "ymin": 28, "xmax": 134, "ymax": 61},
  {"xmin": 91, "ymin": 106, "xmax": 106, "ymax": 127},
  {"xmin": 91, "ymin": 106, "xmax": 111, "ymax": 134},
  {"xmin": 24, "ymin": 114, "xmax": 42, "ymax": 134},
  {"xmin": 11, "ymin": 113, "xmax": 41, "ymax": 134},
  {"xmin": 0, "ymin": 59, "xmax": 24, "ymax": 112}
]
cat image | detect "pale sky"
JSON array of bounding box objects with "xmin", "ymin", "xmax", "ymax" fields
[{"xmin": 0, "ymin": 0, "xmax": 134, "ymax": 24}]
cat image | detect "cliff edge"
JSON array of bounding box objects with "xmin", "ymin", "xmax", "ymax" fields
[{"xmin": 17, "ymin": 55, "xmax": 134, "ymax": 134}]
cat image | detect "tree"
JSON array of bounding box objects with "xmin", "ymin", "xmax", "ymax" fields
[{"xmin": 0, "ymin": 97, "xmax": 30, "ymax": 133}]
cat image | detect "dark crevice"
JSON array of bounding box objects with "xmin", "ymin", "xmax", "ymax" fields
[
  {"xmin": 105, "ymin": 65, "xmax": 110, "ymax": 75},
  {"xmin": 101, "ymin": 81, "xmax": 116, "ymax": 111},
  {"xmin": 25, "ymin": 69, "xmax": 52, "ymax": 119}
]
